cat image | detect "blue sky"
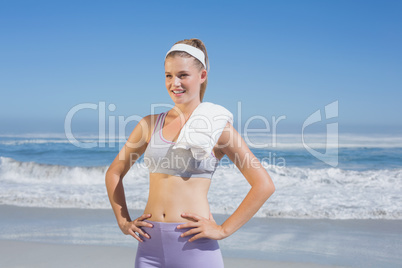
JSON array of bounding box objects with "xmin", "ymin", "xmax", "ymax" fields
[{"xmin": 1, "ymin": 0, "xmax": 401, "ymax": 135}]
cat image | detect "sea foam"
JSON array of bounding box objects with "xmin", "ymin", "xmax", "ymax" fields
[{"xmin": 1, "ymin": 156, "xmax": 401, "ymax": 219}]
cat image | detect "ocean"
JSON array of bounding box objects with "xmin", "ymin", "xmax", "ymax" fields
[{"xmin": 1, "ymin": 132, "xmax": 401, "ymax": 220}]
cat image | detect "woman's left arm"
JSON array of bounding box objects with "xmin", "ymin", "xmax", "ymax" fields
[{"xmin": 179, "ymin": 122, "xmax": 275, "ymax": 241}]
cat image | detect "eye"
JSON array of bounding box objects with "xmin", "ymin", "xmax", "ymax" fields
[
  {"xmin": 165, "ymin": 74, "xmax": 172, "ymax": 78},
  {"xmin": 179, "ymin": 74, "xmax": 188, "ymax": 78}
]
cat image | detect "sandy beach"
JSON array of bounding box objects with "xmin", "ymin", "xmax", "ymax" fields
[
  {"xmin": 0, "ymin": 205, "xmax": 401, "ymax": 267},
  {"xmin": 0, "ymin": 240, "xmax": 338, "ymax": 268}
]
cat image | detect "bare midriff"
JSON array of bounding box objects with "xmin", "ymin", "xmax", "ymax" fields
[{"xmin": 143, "ymin": 173, "xmax": 212, "ymax": 223}]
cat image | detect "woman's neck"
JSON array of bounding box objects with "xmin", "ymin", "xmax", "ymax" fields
[{"xmin": 172, "ymin": 101, "xmax": 201, "ymax": 117}]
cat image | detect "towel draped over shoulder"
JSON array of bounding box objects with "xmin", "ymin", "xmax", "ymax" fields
[{"xmin": 172, "ymin": 102, "xmax": 234, "ymax": 160}]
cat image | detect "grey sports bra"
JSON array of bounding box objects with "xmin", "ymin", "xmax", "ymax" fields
[{"xmin": 143, "ymin": 112, "xmax": 220, "ymax": 179}]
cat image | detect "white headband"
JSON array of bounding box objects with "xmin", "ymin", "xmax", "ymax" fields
[{"xmin": 165, "ymin": 43, "xmax": 208, "ymax": 71}]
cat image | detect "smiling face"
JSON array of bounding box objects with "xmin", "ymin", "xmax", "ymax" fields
[{"xmin": 165, "ymin": 55, "xmax": 207, "ymax": 106}]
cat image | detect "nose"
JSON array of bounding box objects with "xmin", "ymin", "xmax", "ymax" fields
[{"xmin": 173, "ymin": 76, "xmax": 181, "ymax": 87}]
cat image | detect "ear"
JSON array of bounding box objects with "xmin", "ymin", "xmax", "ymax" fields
[{"xmin": 200, "ymin": 69, "xmax": 207, "ymax": 83}]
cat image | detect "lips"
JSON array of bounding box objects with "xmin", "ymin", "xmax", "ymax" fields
[{"xmin": 172, "ymin": 89, "xmax": 186, "ymax": 95}]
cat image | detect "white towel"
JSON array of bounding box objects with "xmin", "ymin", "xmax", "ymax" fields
[{"xmin": 172, "ymin": 102, "xmax": 233, "ymax": 160}]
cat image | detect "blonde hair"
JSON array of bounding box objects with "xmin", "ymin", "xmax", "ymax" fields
[{"xmin": 165, "ymin": 38, "xmax": 209, "ymax": 102}]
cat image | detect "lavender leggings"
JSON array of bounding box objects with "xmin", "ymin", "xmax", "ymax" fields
[{"xmin": 135, "ymin": 220, "xmax": 224, "ymax": 268}]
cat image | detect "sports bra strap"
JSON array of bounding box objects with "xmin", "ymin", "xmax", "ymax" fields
[{"xmin": 149, "ymin": 113, "xmax": 163, "ymax": 143}]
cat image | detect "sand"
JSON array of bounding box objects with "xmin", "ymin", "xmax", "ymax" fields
[
  {"xmin": 1, "ymin": 205, "xmax": 401, "ymax": 267},
  {"xmin": 0, "ymin": 240, "xmax": 342, "ymax": 268}
]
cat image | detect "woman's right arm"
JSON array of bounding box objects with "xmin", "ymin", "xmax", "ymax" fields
[{"xmin": 105, "ymin": 115, "xmax": 154, "ymax": 242}]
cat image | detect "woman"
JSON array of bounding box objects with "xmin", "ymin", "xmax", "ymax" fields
[{"xmin": 105, "ymin": 38, "xmax": 275, "ymax": 267}]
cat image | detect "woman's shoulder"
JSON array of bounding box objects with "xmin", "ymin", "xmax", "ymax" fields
[
  {"xmin": 141, "ymin": 113, "xmax": 158, "ymax": 121},
  {"xmin": 216, "ymin": 121, "xmax": 245, "ymax": 150},
  {"xmin": 141, "ymin": 113, "xmax": 164, "ymax": 126},
  {"xmin": 140, "ymin": 113, "xmax": 164, "ymax": 143},
  {"xmin": 125, "ymin": 113, "xmax": 161, "ymax": 144}
]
